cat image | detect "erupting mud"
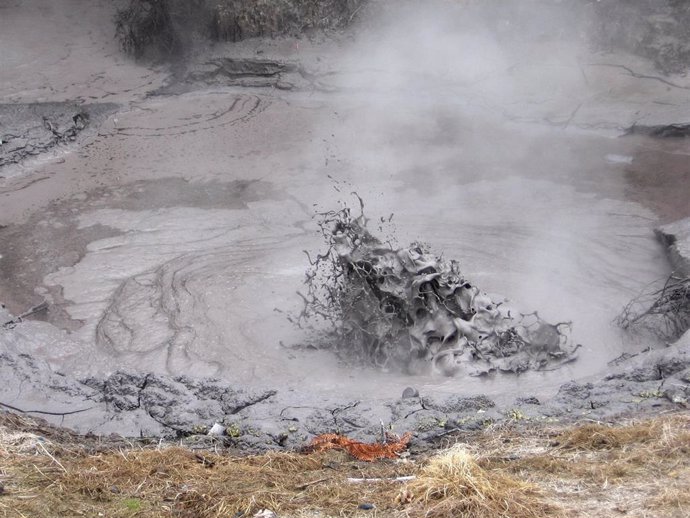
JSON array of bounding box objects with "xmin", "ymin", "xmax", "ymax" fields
[{"xmin": 298, "ymin": 201, "xmax": 578, "ymax": 376}]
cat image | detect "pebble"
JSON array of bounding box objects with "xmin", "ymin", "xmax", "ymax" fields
[{"xmin": 207, "ymin": 422, "xmax": 226, "ymax": 436}]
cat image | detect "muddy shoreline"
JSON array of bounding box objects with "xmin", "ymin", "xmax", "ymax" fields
[
  {"xmin": 2, "ymin": 300, "xmax": 690, "ymax": 453},
  {"xmin": 2, "ymin": 0, "xmax": 690, "ymax": 453}
]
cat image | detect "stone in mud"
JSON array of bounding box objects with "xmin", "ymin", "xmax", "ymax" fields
[{"xmin": 401, "ymin": 387, "xmax": 419, "ymax": 399}]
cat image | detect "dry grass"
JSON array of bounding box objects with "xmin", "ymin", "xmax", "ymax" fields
[
  {"xmin": 1, "ymin": 412, "xmax": 689, "ymax": 517},
  {"xmin": 404, "ymin": 444, "xmax": 558, "ymax": 517}
]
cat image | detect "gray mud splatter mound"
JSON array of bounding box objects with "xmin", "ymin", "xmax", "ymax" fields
[{"xmin": 297, "ymin": 202, "xmax": 579, "ymax": 376}]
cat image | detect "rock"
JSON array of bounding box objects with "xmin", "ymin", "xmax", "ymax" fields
[
  {"xmin": 207, "ymin": 423, "xmax": 225, "ymax": 436},
  {"xmin": 401, "ymin": 387, "xmax": 419, "ymax": 399},
  {"xmin": 655, "ymin": 217, "xmax": 690, "ymax": 276},
  {"xmin": 423, "ymin": 395, "xmax": 495, "ymax": 414},
  {"xmin": 358, "ymin": 503, "xmax": 375, "ymax": 510},
  {"xmin": 515, "ymin": 396, "xmax": 541, "ymax": 405}
]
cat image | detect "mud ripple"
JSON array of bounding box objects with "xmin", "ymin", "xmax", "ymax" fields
[{"xmin": 114, "ymin": 93, "xmax": 267, "ymax": 137}]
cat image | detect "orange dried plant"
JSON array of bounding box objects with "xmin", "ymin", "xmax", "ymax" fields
[{"xmin": 306, "ymin": 432, "xmax": 413, "ymax": 461}]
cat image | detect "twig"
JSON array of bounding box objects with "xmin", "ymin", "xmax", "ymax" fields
[
  {"xmin": 347, "ymin": 476, "xmax": 416, "ymax": 484},
  {"xmin": 296, "ymin": 477, "xmax": 331, "ymax": 490},
  {"xmin": 348, "ymin": 2, "xmax": 364, "ymax": 24},
  {"xmin": 2, "ymin": 301, "xmax": 48, "ymax": 328},
  {"xmin": 587, "ymin": 63, "xmax": 690, "ymax": 90},
  {"xmin": 0, "ymin": 401, "xmax": 93, "ymax": 416},
  {"xmin": 36, "ymin": 442, "xmax": 67, "ymax": 473}
]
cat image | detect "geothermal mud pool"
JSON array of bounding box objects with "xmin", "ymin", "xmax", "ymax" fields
[{"xmin": 1, "ymin": 0, "xmax": 690, "ymax": 450}]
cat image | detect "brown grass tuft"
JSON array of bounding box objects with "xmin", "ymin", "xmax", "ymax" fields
[{"xmin": 403, "ymin": 444, "xmax": 560, "ymax": 518}]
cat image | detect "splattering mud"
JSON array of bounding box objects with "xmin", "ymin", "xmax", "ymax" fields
[{"xmin": 297, "ymin": 201, "xmax": 578, "ymax": 376}]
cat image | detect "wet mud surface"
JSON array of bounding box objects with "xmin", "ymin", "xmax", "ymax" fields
[{"xmin": 1, "ymin": 0, "xmax": 690, "ymax": 450}]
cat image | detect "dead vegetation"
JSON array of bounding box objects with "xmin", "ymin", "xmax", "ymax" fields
[
  {"xmin": 307, "ymin": 432, "xmax": 413, "ymax": 461},
  {"xmin": 209, "ymin": 0, "xmax": 364, "ymax": 42},
  {"xmin": 115, "ymin": 0, "xmax": 181, "ymax": 59},
  {"xmin": 2, "ymin": 411, "xmax": 690, "ymax": 517},
  {"xmin": 588, "ymin": 0, "xmax": 690, "ymax": 75},
  {"xmin": 617, "ymin": 274, "xmax": 690, "ymax": 341},
  {"xmin": 115, "ymin": 0, "xmax": 365, "ymax": 59}
]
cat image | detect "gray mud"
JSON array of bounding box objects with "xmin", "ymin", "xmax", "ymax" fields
[
  {"xmin": 0, "ymin": 102, "xmax": 117, "ymax": 169},
  {"xmin": 1, "ymin": 0, "xmax": 690, "ymax": 451},
  {"xmin": 2, "ymin": 307, "xmax": 690, "ymax": 453}
]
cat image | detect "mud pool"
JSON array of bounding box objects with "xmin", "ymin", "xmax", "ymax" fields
[{"xmin": 1, "ymin": 0, "xmax": 689, "ymax": 443}]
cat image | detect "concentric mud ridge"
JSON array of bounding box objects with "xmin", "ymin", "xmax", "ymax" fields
[{"xmin": 110, "ymin": 93, "xmax": 267, "ymax": 137}]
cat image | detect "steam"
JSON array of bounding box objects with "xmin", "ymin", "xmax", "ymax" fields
[{"xmin": 299, "ymin": 0, "xmax": 665, "ymax": 375}]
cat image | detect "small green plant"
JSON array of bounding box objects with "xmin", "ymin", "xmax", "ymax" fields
[
  {"xmin": 638, "ymin": 390, "xmax": 663, "ymax": 399},
  {"xmin": 191, "ymin": 424, "xmax": 209, "ymax": 434},
  {"xmin": 509, "ymin": 408, "xmax": 526, "ymax": 421},
  {"xmin": 124, "ymin": 498, "xmax": 142, "ymax": 511},
  {"xmin": 226, "ymin": 423, "xmax": 241, "ymax": 438}
]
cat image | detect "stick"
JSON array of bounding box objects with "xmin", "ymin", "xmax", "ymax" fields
[
  {"xmin": 37, "ymin": 441, "xmax": 67, "ymax": 473},
  {"xmin": 296, "ymin": 477, "xmax": 331, "ymax": 490},
  {"xmin": 347, "ymin": 476, "xmax": 416, "ymax": 484}
]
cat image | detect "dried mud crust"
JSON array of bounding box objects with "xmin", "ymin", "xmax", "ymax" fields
[{"xmin": 0, "ymin": 102, "xmax": 117, "ymax": 170}]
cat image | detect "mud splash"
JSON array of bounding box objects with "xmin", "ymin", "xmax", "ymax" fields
[{"xmin": 297, "ymin": 201, "xmax": 578, "ymax": 377}]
